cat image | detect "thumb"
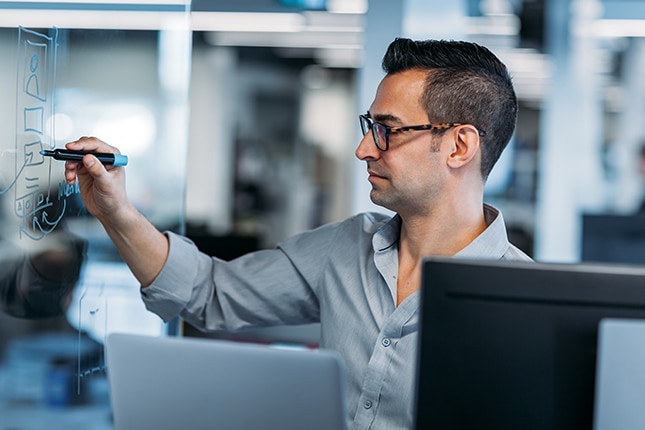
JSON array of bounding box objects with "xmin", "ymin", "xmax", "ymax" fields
[{"xmin": 83, "ymin": 154, "xmax": 107, "ymax": 178}]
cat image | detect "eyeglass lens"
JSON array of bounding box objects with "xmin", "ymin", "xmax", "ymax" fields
[{"xmin": 360, "ymin": 115, "xmax": 387, "ymax": 151}]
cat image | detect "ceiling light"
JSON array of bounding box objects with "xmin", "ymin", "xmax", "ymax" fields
[{"xmin": 191, "ymin": 12, "xmax": 305, "ymax": 33}]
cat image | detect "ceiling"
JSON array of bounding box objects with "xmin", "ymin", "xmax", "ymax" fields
[{"xmin": 2, "ymin": 0, "xmax": 645, "ymax": 103}]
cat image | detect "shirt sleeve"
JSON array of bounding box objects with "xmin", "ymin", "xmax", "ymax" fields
[{"xmin": 141, "ymin": 230, "xmax": 328, "ymax": 332}]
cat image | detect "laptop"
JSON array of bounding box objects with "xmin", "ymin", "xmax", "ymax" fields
[
  {"xmin": 594, "ymin": 318, "xmax": 645, "ymax": 430},
  {"xmin": 105, "ymin": 332, "xmax": 348, "ymax": 430}
]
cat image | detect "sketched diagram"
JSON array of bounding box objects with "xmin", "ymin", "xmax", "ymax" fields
[{"xmin": 13, "ymin": 27, "xmax": 65, "ymax": 240}]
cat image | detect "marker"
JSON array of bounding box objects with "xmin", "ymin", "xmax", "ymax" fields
[{"xmin": 40, "ymin": 148, "xmax": 128, "ymax": 166}]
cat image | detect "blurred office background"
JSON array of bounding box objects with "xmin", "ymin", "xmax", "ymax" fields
[{"xmin": 2, "ymin": 0, "xmax": 645, "ymax": 428}]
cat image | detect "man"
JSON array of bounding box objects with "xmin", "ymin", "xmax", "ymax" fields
[{"xmin": 63, "ymin": 38, "xmax": 531, "ymax": 430}]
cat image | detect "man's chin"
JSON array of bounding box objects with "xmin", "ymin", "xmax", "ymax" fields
[{"xmin": 369, "ymin": 192, "xmax": 394, "ymax": 212}]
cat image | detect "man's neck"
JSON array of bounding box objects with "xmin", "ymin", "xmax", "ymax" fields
[
  {"xmin": 395, "ymin": 204, "xmax": 488, "ymax": 306},
  {"xmin": 399, "ymin": 206, "xmax": 487, "ymax": 259}
]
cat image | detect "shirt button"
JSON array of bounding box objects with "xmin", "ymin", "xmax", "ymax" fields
[
  {"xmin": 364, "ymin": 400, "xmax": 373, "ymax": 409},
  {"xmin": 381, "ymin": 337, "xmax": 391, "ymax": 347}
]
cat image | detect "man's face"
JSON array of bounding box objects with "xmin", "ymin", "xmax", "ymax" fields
[{"xmin": 355, "ymin": 69, "xmax": 448, "ymax": 215}]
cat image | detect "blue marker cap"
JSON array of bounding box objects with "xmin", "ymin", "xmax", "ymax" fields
[{"xmin": 113, "ymin": 154, "xmax": 128, "ymax": 167}]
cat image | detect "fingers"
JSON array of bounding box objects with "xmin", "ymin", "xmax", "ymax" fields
[
  {"xmin": 63, "ymin": 154, "xmax": 106, "ymax": 185},
  {"xmin": 64, "ymin": 162, "xmax": 77, "ymax": 184},
  {"xmin": 65, "ymin": 136, "xmax": 121, "ymax": 154},
  {"xmin": 63, "ymin": 136, "xmax": 122, "ymax": 184}
]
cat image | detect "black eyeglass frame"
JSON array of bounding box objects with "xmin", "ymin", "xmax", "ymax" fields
[{"xmin": 359, "ymin": 113, "xmax": 486, "ymax": 152}]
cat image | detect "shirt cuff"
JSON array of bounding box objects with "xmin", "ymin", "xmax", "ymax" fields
[{"xmin": 140, "ymin": 231, "xmax": 200, "ymax": 322}]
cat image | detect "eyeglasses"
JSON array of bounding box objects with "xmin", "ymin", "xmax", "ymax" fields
[{"xmin": 359, "ymin": 113, "xmax": 485, "ymax": 151}]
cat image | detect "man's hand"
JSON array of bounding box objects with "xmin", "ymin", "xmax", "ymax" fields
[
  {"xmin": 64, "ymin": 136, "xmax": 133, "ymax": 225},
  {"xmin": 63, "ymin": 136, "xmax": 169, "ymax": 287}
]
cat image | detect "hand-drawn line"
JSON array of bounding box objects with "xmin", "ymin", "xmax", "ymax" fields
[
  {"xmin": 58, "ymin": 181, "xmax": 80, "ymax": 199},
  {"xmin": 0, "ymin": 161, "xmax": 26, "ymax": 195},
  {"xmin": 24, "ymin": 41, "xmax": 48, "ymax": 102},
  {"xmin": 78, "ymin": 365, "xmax": 107, "ymax": 379},
  {"xmin": 25, "ymin": 176, "xmax": 40, "ymax": 189},
  {"xmin": 19, "ymin": 198, "xmax": 66, "ymax": 240},
  {"xmin": 41, "ymin": 206, "xmax": 64, "ymax": 226},
  {"xmin": 15, "ymin": 189, "xmax": 50, "ymax": 218},
  {"xmin": 14, "ymin": 27, "xmax": 61, "ymax": 241},
  {"xmin": 24, "ymin": 107, "xmax": 44, "ymax": 134},
  {"xmin": 77, "ymin": 285, "xmax": 108, "ymax": 394},
  {"xmin": 23, "ymin": 140, "xmax": 45, "ymax": 167}
]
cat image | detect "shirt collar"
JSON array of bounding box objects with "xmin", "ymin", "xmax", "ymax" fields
[
  {"xmin": 373, "ymin": 214, "xmax": 401, "ymax": 252},
  {"xmin": 454, "ymin": 203, "xmax": 511, "ymax": 259}
]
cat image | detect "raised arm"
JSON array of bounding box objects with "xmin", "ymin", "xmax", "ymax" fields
[{"xmin": 64, "ymin": 136, "xmax": 168, "ymax": 287}]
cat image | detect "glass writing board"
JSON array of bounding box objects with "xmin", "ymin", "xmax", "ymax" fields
[{"xmin": 0, "ymin": 3, "xmax": 191, "ymax": 427}]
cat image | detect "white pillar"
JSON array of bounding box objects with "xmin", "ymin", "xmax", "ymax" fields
[
  {"xmin": 185, "ymin": 47, "xmax": 236, "ymax": 232},
  {"xmin": 534, "ymin": 0, "xmax": 605, "ymax": 262}
]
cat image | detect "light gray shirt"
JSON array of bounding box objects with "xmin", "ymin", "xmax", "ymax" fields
[{"xmin": 142, "ymin": 204, "xmax": 532, "ymax": 430}]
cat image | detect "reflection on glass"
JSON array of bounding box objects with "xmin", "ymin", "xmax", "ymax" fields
[{"xmin": 0, "ymin": 8, "xmax": 190, "ymax": 427}]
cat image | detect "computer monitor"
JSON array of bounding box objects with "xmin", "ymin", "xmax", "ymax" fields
[
  {"xmin": 414, "ymin": 258, "xmax": 645, "ymax": 430},
  {"xmin": 581, "ymin": 213, "xmax": 645, "ymax": 264}
]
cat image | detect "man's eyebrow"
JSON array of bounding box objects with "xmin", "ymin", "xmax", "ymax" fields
[{"xmin": 368, "ymin": 111, "xmax": 401, "ymax": 125}]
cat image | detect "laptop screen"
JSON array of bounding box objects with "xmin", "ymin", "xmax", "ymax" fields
[{"xmin": 106, "ymin": 333, "xmax": 348, "ymax": 430}]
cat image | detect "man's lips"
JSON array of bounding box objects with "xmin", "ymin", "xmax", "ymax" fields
[{"xmin": 367, "ymin": 169, "xmax": 387, "ymax": 180}]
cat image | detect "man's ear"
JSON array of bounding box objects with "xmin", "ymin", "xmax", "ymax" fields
[{"xmin": 446, "ymin": 125, "xmax": 481, "ymax": 169}]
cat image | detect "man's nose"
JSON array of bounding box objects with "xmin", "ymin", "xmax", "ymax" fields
[{"xmin": 355, "ymin": 130, "xmax": 379, "ymax": 161}]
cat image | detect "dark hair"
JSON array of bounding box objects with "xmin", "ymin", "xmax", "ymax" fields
[{"xmin": 382, "ymin": 38, "xmax": 517, "ymax": 179}]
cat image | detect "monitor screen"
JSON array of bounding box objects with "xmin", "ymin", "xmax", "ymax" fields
[
  {"xmin": 414, "ymin": 258, "xmax": 645, "ymax": 430},
  {"xmin": 582, "ymin": 214, "xmax": 645, "ymax": 264}
]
